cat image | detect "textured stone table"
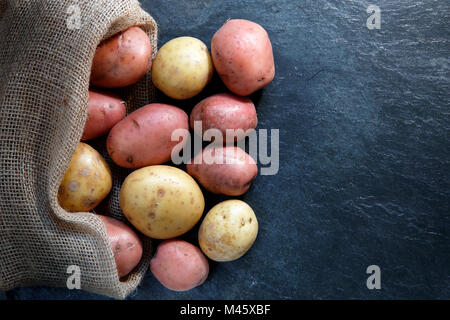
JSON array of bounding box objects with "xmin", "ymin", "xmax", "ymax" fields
[{"xmin": 2, "ymin": 0, "xmax": 449, "ymax": 300}]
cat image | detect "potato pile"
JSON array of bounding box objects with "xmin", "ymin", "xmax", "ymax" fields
[{"xmin": 58, "ymin": 19, "xmax": 274, "ymax": 291}]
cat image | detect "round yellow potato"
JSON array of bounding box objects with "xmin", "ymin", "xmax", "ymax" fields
[
  {"xmin": 120, "ymin": 165, "xmax": 205, "ymax": 239},
  {"xmin": 58, "ymin": 142, "xmax": 112, "ymax": 212},
  {"xmin": 151, "ymin": 36, "xmax": 214, "ymax": 100},
  {"xmin": 198, "ymin": 200, "xmax": 258, "ymax": 262}
]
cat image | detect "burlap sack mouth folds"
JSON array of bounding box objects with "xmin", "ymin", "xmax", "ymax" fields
[{"xmin": 0, "ymin": 0, "xmax": 158, "ymax": 299}]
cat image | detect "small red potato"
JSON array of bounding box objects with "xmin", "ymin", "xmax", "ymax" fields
[
  {"xmin": 211, "ymin": 19, "xmax": 275, "ymax": 96},
  {"xmin": 187, "ymin": 146, "xmax": 258, "ymax": 196},
  {"xmin": 150, "ymin": 239, "xmax": 209, "ymax": 291},
  {"xmin": 97, "ymin": 215, "xmax": 143, "ymax": 279},
  {"xmin": 90, "ymin": 26, "xmax": 152, "ymax": 88},
  {"xmin": 107, "ymin": 104, "xmax": 189, "ymax": 168},
  {"xmin": 81, "ymin": 89, "xmax": 126, "ymax": 141},
  {"xmin": 190, "ymin": 93, "xmax": 257, "ymax": 142}
]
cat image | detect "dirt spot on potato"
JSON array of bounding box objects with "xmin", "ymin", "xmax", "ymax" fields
[
  {"xmin": 147, "ymin": 223, "xmax": 152, "ymax": 231},
  {"xmin": 83, "ymin": 197, "xmax": 97, "ymax": 208},
  {"xmin": 132, "ymin": 119, "xmax": 140, "ymax": 129},
  {"xmin": 249, "ymin": 218, "xmax": 253, "ymax": 223},
  {"xmin": 219, "ymin": 234, "xmax": 233, "ymax": 246},
  {"xmin": 108, "ymin": 104, "xmax": 115, "ymax": 109},
  {"xmin": 114, "ymin": 243, "xmax": 121, "ymax": 255},
  {"xmin": 148, "ymin": 212, "xmax": 155, "ymax": 219},
  {"xmin": 68, "ymin": 181, "xmax": 79, "ymax": 192},
  {"xmin": 127, "ymin": 156, "xmax": 133, "ymax": 163},
  {"xmin": 157, "ymin": 188, "xmax": 165, "ymax": 198},
  {"xmin": 79, "ymin": 168, "xmax": 90, "ymax": 176}
]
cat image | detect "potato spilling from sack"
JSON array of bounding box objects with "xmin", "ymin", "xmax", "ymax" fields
[
  {"xmin": 81, "ymin": 89, "xmax": 126, "ymax": 141},
  {"xmin": 211, "ymin": 19, "xmax": 275, "ymax": 96},
  {"xmin": 198, "ymin": 200, "xmax": 258, "ymax": 262},
  {"xmin": 90, "ymin": 26, "xmax": 152, "ymax": 88},
  {"xmin": 58, "ymin": 142, "xmax": 112, "ymax": 212},
  {"xmin": 107, "ymin": 103, "xmax": 189, "ymax": 168},
  {"xmin": 120, "ymin": 165, "xmax": 205, "ymax": 239},
  {"xmin": 190, "ymin": 93, "xmax": 258, "ymax": 142},
  {"xmin": 187, "ymin": 146, "xmax": 258, "ymax": 196},
  {"xmin": 150, "ymin": 239, "xmax": 209, "ymax": 291},
  {"xmin": 151, "ymin": 36, "xmax": 214, "ymax": 99},
  {"xmin": 97, "ymin": 214, "xmax": 143, "ymax": 279}
]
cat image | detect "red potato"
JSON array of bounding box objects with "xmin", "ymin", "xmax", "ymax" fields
[
  {"xmin": 187, "ymin": 146, "xmax": 258, "ymax": 196},
  {"xmin": 107, "ymin": 103, "xmax": 189, "ymax": 168},
  {"xmin": 90, "ymin": 26, "xmax": 152, "ymax": 88},
  {"xmin": 150, "ymin": 239, "xmax": 209, "ymax": 291},
  {"xmin": 211, "ymin": 19, "xmax": 275, "ymax": 96},
  {"xmin": 190, "ymin": 93, "xmax": 257, "ymax": 142},
  {"xmin": 97, "ymin": 214, "xmax": 143, "ymax": 279},
  {"xmin": 81, "ymin": 90, "xmax": 126, "ymax": 141}
]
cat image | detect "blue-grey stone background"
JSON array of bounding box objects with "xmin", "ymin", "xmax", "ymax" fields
[{"xmin": 1, "ymin": 0, "xmax": 449, "ymax": 300}]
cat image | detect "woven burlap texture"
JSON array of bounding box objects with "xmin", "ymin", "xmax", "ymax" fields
[{"xmin": 0, "ymin": 0, "xmax": 158, "ymax": 299}]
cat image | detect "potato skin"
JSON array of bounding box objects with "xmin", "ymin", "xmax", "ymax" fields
[
  {"xmin": 97, "ymin": 214, "xmax": 143, "ymax": 279},
  {"xmin": 187, "ymin": 146, "xmax": 257, "ymax": 196},
  {"xmin": 81, "ymin": 89, "xmax": 126, "ymax": 141},
  {"xmin": 190, "ymin": 93, "xmax": 257, "ymax": 142},
  {"xmin": 58, "ymin": 142, "xmax": 112, "ymax": 212},
  {"xmin": 150, "ymin": 239, "xmax": 209, "ymax": 291},
  {"xmin": 211, "ymin": 19, "xmax": 275, "ymax": 96},
  {"xmin": 90, "ymin": 26, "xmax": 152, "ymax": 88},
  {"xmin": 107, "ymin": 104, "xmax": 189, "ymax": 168},
  {"xmin": 152, "ymin": 36, "xmax": 214, "ymax": 99},
  {"xmin": 120, "ymin": 165, "xmax": 205, "ymax": 239},
  {"xmin": 198, "ymin": 200, "xmax": 258, "ymax": 262}
]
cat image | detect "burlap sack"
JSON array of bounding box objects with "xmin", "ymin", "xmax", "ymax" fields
[{"xmin": 0, "ymin": 0, "xmax": 158, "ymax": 299}]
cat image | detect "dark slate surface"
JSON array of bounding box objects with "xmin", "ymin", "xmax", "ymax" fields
[{"xmin": 2, "ymin": 0, "xmax": 449, "ymax": 300}]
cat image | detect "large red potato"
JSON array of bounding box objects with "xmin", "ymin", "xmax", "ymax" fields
[
  {"xmin": 187, "ymin": 146, "xmax": 258, "ymax": 196},
  {"xmin": 107, "ymin": 104, "xmax": 189, "ymax": 168},
  {"xmin": 150, "ymin": 239, "xmax": 209, "ymax": 291},
  {"xmin": 190, "ymin": 93, "xmax": 257, "ymax": 142},
  {"xmin": 97, "ymin": 215, "xmax": 143, "ymax": 279},
  {"xmin": 211, "ymin": 19, "xmax": 275, "ymax": 96},
  {"xmin": 90, "ymin": 26, "xmax": 152, "ymax": 88},
  {"xmin": 81, "ymin": 90, "xmax": 126, "ymax": 141}
]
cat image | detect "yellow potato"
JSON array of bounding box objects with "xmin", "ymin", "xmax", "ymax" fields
[
  {"xmin": 120, "ymin": 165, "xmax": 205, "ymax": 239},
  {"xmin": 151, "ymin": 36, "xmax": 214, "ymax": 100},
  {"xmin": 198, "ymin": 200, "xmax": 258, "ymax": 262},
  {"xmin": 58, "ymin": 142, "xmax": 112, "ymax": 212}
]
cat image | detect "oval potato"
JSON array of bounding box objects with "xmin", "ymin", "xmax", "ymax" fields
[
  {"xmin": 90, "ymin": 26, "xmax": 152, "ymax": 88},
  {"xmin": 97, "ymin": 214, "xmax": 143, "ymax": 279},
  {"xmin": 211, "ymin": 19, "xmax": 275, "ymax": 96},
  {"xmin": 150, "ymin": 239, "xmax": 209, "ymax": 291},
  {"xmin": 198, "ymin": 200, "xmax": 258, "ymax": 262},
  {"xmin": 107, "ymin": 104, "xmax": 189, "ymax": 168},
  {"xmin": 190, "ymin": 93, "xmax": 257, "ymax": 142},
  {"xmin": 58, "ymin": 142, "xmax": 112, "ymax": 212},
  {"xmin": 81, "ymin": 89, "xmax": 126, "ymax": 141},
  {"xmin": 120, "ymin": 165, "xmax": 205, "ymax": 239},
  {"xmin": 152, "ymin": 36, "xmax": 214, "ymax": 100},
  {"xmin": 187, "ymin": 146, "xmax": 258, "ymax": 196}
]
